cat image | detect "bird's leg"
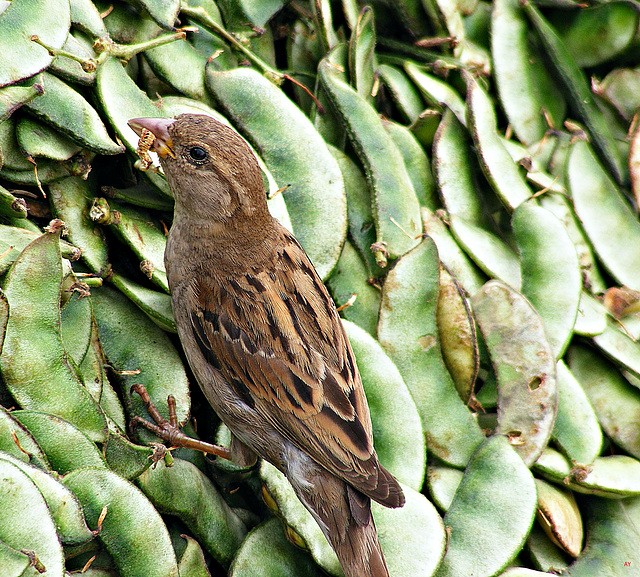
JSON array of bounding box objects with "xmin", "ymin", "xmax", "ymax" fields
[{"xmin": 129, "ymin": 383, "xmax": 231, "ymax": 460}]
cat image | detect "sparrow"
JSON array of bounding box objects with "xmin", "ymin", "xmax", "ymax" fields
[{"xmin": 127, "ymin": 114, "xmax": 405, "ymax": 577}]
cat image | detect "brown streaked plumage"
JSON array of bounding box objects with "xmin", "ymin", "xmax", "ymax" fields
[{"xmin": 128, "ymin": 114, "xmax": 404, "ymax": 577}]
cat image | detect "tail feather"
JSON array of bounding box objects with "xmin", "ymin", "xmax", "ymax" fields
[
  {"xmin": 291, "ymin": 467, "xmax": 393, "ymax": 577},
  {"xmin": 332, "ymin": 512, "xmax": 390, "ymax": 577}
]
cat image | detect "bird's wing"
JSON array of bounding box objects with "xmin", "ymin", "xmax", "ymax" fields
[{"xmin": 189, "ymin": 233, "xmax": 398, "ymax": 504}]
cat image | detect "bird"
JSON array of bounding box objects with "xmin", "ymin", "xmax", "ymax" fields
[{"xmin": 127, "ymin": 114, "xmax": 405, "ymax": 577}]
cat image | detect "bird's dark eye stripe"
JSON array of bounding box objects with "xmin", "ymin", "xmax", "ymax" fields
[{"xmin": 187, "ymin": 145, "xmax": 208, "ymax": 162}]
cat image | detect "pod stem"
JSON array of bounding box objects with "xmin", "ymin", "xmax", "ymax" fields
[
  {"xmin": 180, "ymin": 5, "xmax": 283, "ymax": 83},
  {"xmin": 31, "ymin": 35, "xmax": 97, "ymax": 72},
  {"xmin": 93, "ymin": 30, "xmax": 194, "ymax": 65}
]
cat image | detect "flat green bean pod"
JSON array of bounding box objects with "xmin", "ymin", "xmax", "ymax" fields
[
  {"xmin": 206, "ymin": 65, "xmax": 346, "ymax": 279},
  {"xmin": 98, "ymin": 199, "xmax": 169, "ymax": 293},
  {"xmin": 471, "ymin": 280, "xmax": 557, "ymax": 466},
  {"xmin": 449, "ymin": 214, "xmax": 521, "ymax": 289},
  {"xmin": 491, "ymin": 0, "xmax": 565, "ymax": 145},
  {"xmin": 597, "ymin": 68, "xmax": 640, "ymax": 123},
  {"xmin": 421, "ymin": 208, "xmax": 487, "ymax": 296},
  {"xmin": 573, "ymin": 291, "xmax": 606, "ymax": 337},
  {"xmin": 0, "ymin": 158, "xmax": 86, "ymax": 186},
  {"xmin": 0, "ymin": 116, "xmax": 34, "ymax": 171},
  {"xmin": 70, "ymin": 0, "xmax": 107, "ymax": 37},
  {"xmin": 13, "ymin": 410, "xmax": 106, "ymax": 474},
  {"xmin": 558, "ymin": 2, "xmax": 638, "ymax": 68},
  {"xmin": 0, "ymin": 538, "xmax": 30, "ymax": 577},
  {"xmin": 466, "ymin": 74, "xmax": 532, "ymax": 210},
  {"xmin": 110, "ymin": 272, "xmax": 176, "ymax": 333},
  {"xmin": 537, "ymin": 192, "xmax": 607, "ymax": 295},
  {"xmin": 229, "ymin": 517, "xmax": 323, "ymax": 577},
  {"xmin": 0, "ymin": 0, "xmax": 70, "ymax": 88},
  {"xmin": 566, "ymin": 495, "xmax": 640, "ymax": 575},
  {"xmin": 178, "ymin": 535, "xmax": 213, "ymax": 577},
  {"xmin": 426, "ymin": 463, "xmax": 464, "ymax": 512},
  {"xmin": 383, "ymin": 119, "xmax": 438, "ymax": 210},
  {"xmin": 138, "ymin": 458, "xmax": 248, "ymax": 566},
  {"xmin": 568, "ymin": 343, "xmax": 640, "ymax": 459},
  {"xmin": 287, "ymin": 18, "xmax": 322, "ymax": 116},
  {"xmin": 536, "ymin": 447, "xmax": 640, "ymax": 499},
  {"xmin": 523, "ymin": 1, "xmax": 627, "ymax": 185},
  {"xmin": 567, "ymin": 140, "xmax": 640, "ymax": 292},
  {"xmin": 409, "ymin": 109, "xmax": 441, "ymax": 149},
  {"xmin": 525, "ymin": 521, "xmax": 570, "ymax": 573},
  {"xmin": 95, "ymin": 56, "xmax": 172, "ymax": 197},
  {"xmin": 512, "ymin": 202, "xmax": 581, "ymax": 358},
  {"xmin": 0, "ymin": 406, "xmax": 49, "ymax": 470},
  {"xmin": 64, "ymin": 467, "xmax": 180, "ymax": 577},
  {"xmin": 136, "ymin": 0, "xmax": 179, "ymax": 28},
  {"xmin": 432, "ymin": 109, "xmax": 496, "ymax": 229},
  {"xmin": 326, "ymin": 240, "xmax": 380, "ymax": 337},
  {"xmin": 0, "ymin": 451, "xmax": 94, "ymax": 545},
  {"xmin": 0, "ymin": 80, "xmax": 44, "ymax": 123},
  {"xmin": 343, "ymin": 319, "xmax": 426, "ymax": 490},
  {"xmin": 103, "ymin": 428, "xmax": 154, "ymax": 480},
  {"xmin": 60, "ymin": 291, "xmax": 93, "ymax": 368},
  {"xmin": 24, "ymin": 72, "xmax": 124, "ymax": 155},
  {"xmin": 435, "ymin": 436, "xmax": 537, "ymax": 577},
  {"xmin": 82, "ymin": 314, "xmax": 127, "ymax": 430},
  {"xmin": 592, "ymin": 321, "xmax": 640, "ymax": 381},
  {"xmin": 102, "ymin": 182, "xmax": 174, "ymax": 211},
  {"xmin": 0, "ymin": 185, "xmax": 27, "ymax": 221},
  {"xmin": 144, "ymin": 38, "xmax": 213, "ymax": 104},
  {"xmin": 0, "ymin": 226, "xmax": 107, "ymax": 442},
  {"xmin": 378, "ymin": 237, "xmax": 484, "ymax": 467},
  {"xmin": 404, "ymin": 61, "xmax": 467, "ymax": 126},
  {"xmin": 0, "ymin": 459, "xmax": 65, "ymax": 577},
  {"xmin": 376, "ymin": 63, "xmax": 426, "ymax": 123},
  {"xmin": 329, "ymin": 144, "xmax": 381, "ymax": 276},
  {"xmin": 348, "ymin": 6, "xmax": 376, "ymax": 103},
  {"xmin": 319, "ymin": 45, "xmax": 421, "ymax": 263},
  {"xmin": 49, "ymin": 32, "xmax": 97, "ymax": 85},
  {"xmin": 501, "ymin": 569, "xmax": 563, "ymax": 577},
  {"xmin": 16, "ymin": 116, "xmax": 82, "ymax": 161},
  {"xmin": 551, "ymin": 360, "xmax": 602, "ymax": 466}
]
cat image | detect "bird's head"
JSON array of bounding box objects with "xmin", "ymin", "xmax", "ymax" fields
[{"xmin": 128, "ymin": 114, "xmax": 269, "ymax": 226}]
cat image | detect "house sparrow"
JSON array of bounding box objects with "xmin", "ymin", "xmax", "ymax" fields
[{"xmin": 128, "ymin": 114, "xmax": 404, "ymax": 577}]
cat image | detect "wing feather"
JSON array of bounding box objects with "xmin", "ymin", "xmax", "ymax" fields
[{"xmin": 189, "ymin": 232, "xmax": 397, "ymax": 502}]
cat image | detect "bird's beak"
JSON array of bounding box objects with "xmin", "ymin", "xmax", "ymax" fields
[{"xmin": 128, "ymin": 117, "xmax": 177, "ymax": 159}]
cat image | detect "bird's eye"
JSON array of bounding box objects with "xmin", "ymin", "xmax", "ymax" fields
[{"xmin": 187, "ymin": 146, "xmax": 208, "ymax": 162}]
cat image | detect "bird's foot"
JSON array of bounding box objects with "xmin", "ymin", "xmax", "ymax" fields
[{"xmin": 129, "ymin": 383, "xmax": 231, "ymax": 460}]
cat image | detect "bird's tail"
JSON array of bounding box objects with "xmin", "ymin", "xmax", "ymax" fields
[
  {"xmin": 330, "ymin": 507, "xmax": 390, "ymax": 577},
  {"xmin": 296, "ymin": 475, "xmax": 391, "ymax": 577}
]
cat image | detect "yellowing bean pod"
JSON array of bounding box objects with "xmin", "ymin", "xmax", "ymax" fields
[{"xmin": 378, "ymin": 237, "xmax": 484, "ymax": 467}]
